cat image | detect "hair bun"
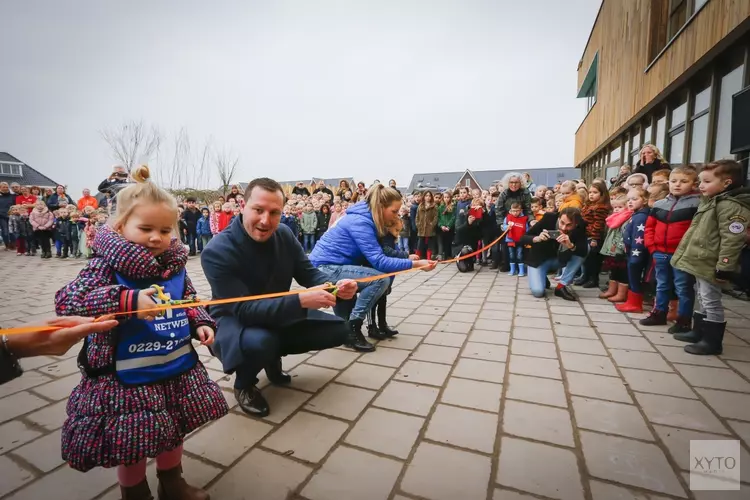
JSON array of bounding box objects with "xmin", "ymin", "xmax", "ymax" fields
[{"xmin": 130, "ymin": 165, "xmax": 150, "ymax": 183}]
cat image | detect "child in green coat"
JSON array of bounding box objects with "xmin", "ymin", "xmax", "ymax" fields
[{"xmin": 672, "ymin": 160, "xmax": 750, "ymax": 355}]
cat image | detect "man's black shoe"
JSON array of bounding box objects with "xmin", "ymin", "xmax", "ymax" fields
[
  {"xmin": 234, "ymin": 386, "xmax": 270, "ymax": 417},
  {"xmin": 573, "ymin": 276, "xmax": 587, "ymax": 286},
  {"xmin": 266, "ymin": 358, "xmax": 291, "ymax": 385},
  {"xmin": 554, "ymin": 285, "xmax": 577, "ymax": 301},
  {"xmin": 367, "ymin": 323, "xmax": 388, "ymax": 340},
  {"xmin": 346, "ymin": 319, "xmax": 376, "ymax": 352},
  {"xmin": 582, "ymin": 280, "xmax": 599, "ymax": 289},
  {"xmin": 489, "ymin": 261, "xmax": 499, "ymax": 270}
]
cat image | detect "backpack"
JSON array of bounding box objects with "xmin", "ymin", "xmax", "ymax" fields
[{"xmin": 456, "ymin": 245, "xmax": 475, "ymax": 273}]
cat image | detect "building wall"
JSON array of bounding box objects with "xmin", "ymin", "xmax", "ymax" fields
[{"xmin": 575, "ymin": 0, "xmax": 750, "ymax": 167}]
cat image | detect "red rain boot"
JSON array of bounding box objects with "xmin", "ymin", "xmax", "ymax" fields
[{"xmin": 616, "ymin": 291, "xmax": 644, "ymax": 313}]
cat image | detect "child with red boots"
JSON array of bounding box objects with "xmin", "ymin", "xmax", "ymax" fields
[
  {"xmin": 642, "ymin": 166, "xmax": 700, "ymax": 332},
  {"xmin": 616, "ymin": 187, "xmax": 650, "ymax": 313},
  {"xmin": 501, "ymin": 202, "xmax": 529, "ymax": 276}
]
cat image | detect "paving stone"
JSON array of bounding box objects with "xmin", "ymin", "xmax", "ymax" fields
[
  {"xmin": 29, "ymin": 373, "xmax": 80, "ymax": 401},
  {"xmin": 618, "ymin": 367, "xmax": 696, "ymax": 399},
  {"xmin": 553, "ymin": 314, "xmax": 591, "ymax": 327},
  {"xmin": 0, "ymin": 420, "xmax": 44, "ymax": 454},
  {"xmin": 373, "ymin": 380, "xmax": 439, "ymax": 416},
  {"xmin": 282, "ymin": 352, "xmax": 312, "ymax": 370},
  {"xmin": 511, "ymin": 327, "xmax": 555, "ymax": 342},
  {"xmin": 549, "ymin": 305, "xmax": 585, "ymax": 316},
  {"xmin": 510, "ymin": 339, "xmax": 558, "ymax": 359},
  {"xmin": 450, "ymin": 303, "xmax": 483, "ymax": 313},
  {"xmin": 572, "ymin": 396, "xmax": 654, "ymax": 440},
  {"xmin": 287, "ymin": 363, "xmax": 340, "ymax": 393},
  {"xmin": 588, "ymin": 312, "xmax": 630, "ymax": 324},
  {"xmin": 610, "ymin": 349, "xmax": 673, "ymax": 372},
  {"xmin": 468, "ymin": 329, "xmax": 510, "ymax": 345},
  {"xmin": 560, "ymin": 351, "xmax": 618, "ymax": 376},
  {"xmin": 728, "ymin": 360, "xmax": 750, "ymax": 379},
  {"xmin": 378, "ymin": 334, "xmax": 422, "ymax": 350},
  {"xmin": 424, "ymin": 404, "xmax": 497, "ymax": 453},
  {"xmin": 452, "ymin": 358, "xmax": 505, "ymax": 383},
  {"xmin": 0, "ymin": 371, "xmax": 53, "ymax": 399},
  {"xmin": 441, "ymin": 376, "xmax": 502, "ymax": 412},
  {"xmin": 11, "ymin": 429, "xmax": 65, "ymax": 472},
  {"xmin": 260, "ymin": 386, "xmax": 312, "ymax": 424},
  {"xmin": 600, "ymin": 334, "xmax": 655, "ymax": 352},
  {"xmin": 6, "ymin": 462, "xmax": 115, "ymax": 500},
  {"xmin": 346, "ymin": 408, "xmax": 424, "ymax": 459},
  {"xmin": 0, "ymin": 391, "xmax": 49, "ymax": 423},
  {"xmin": 395, "ymin": 360, "xmax": 451, "ymax": 386},
  {"xmin": 634, "ymin": 392, "xmax": 730, "ymax": 435},
  {"xmin": 672, "ymin": 364, "xmax": 750, "ymax": 393},
  {"xmin": 478, "ymin": 309, "xmax": 513, "ymax": 320},
  {"xmin": 503, "ymin": 399, "xmax": 574, "ymax": 447},
  {"xmin": 357, "ymin": 346, "xmax": 410, "ymax": 368},
  {"xmin": 208, "ymin": 448, "xmax": 312, "ymax": 500},
  {"xmin": 18, "ymin": 355, "xmax": 57, "ymax": 371},
  {"xmin": 462, "ymin": 342, "xmax": 508, "ymax": 362},
  {"xmin": 553, "ymin": 324, "xmax": 598, "ymax": 339},
  {"xmin": 335, "ymin": 362, "xmax": 395, "ymax": 390},
  {"xmin": 398, "ymin": 322, "xmax": 434, "ymax": 335},
  {"xmin": 720, "ymin": 344, "xmax": 750, "ymax": 362},
  {"xmin": 727, "ymin": 419, "xmax": 750, "ymax": 446},
  {"xmin": 185, "ymin": 412, "xmax": 272, "ymax": 465},
  {"xmin": 506, "ymin": 373, "xmax": 567, "ymax": 408},
  {"xmin": 513, "ymin": 316, "xmax": 552, "ymax": 329},
  {"xmin": 654, "ymin": 345, "xmax": 727, "ymax": 368},
  {"xmin": 443, "ymin": 311, "xmax": 478, "ymax": 323},
  {"xmin": 303, "ymin": 445, "xmax": 402, "ymax": 500},
  {"xmin": 402, "ymin": 442, "xmax": 492, "ymax": 500},
  {"xmin": 496, "ymin": 437, "xmax": 584, "ymax": 500},
  {"xmin": 306, "ymin": 383, "xmax": 376, "ymax": 420},
  {"xmin": 695, "ymin": 387, "xmax": 750, "ymax": 421},
  {"xmin": 423, "ymin": 331, "xmax": 467, "ymax": 347},
  {"xmin": 594, "ymin": 322, "xmax": 642, "ymax": 336},
  {"xmin": 580, "ymin": 431, "xmax": 686, "ymax": 497},
  {"xmin": 493, "ymin": 489, "xmax": 542, "ymax": 500},
  {"xmin": 566, "ymin": 371, "xmax": 632, "ymax": 403},
  {"xmin": 263, "ymin": 411, "xmax": 348, "ymax": 462},
  {"xmin": 307, "ymin": 349, "xmax": 361, "ymax": 369},
  {"xmin": 509, "ymin": 354, "xmax": 561, "ymax": 379},
  {"xmin": 514, "ymin": 307, "xmax": 550, "ymax": 319},
  {"xmin": 589, "ymin": 480, "xmax": 674, "ymax": 500},
  {"xmin": 410, "ymin": 344, "xmax": 460, "ymax": 364},
  {"xmin": 0, "ymin": 455, "xmax": 35, "ymax": 497},
  {"xmin": 434, "ymin": 320, "xmax": 475, "ymax": 333},
  {"xmin": 557, "ymin": 337, "xmax": 607, "ymax": 356}
]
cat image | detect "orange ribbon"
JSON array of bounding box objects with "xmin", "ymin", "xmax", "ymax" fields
[{"xmin": 1, "ymin": 229, "xmax": 508, "ymax": 336}]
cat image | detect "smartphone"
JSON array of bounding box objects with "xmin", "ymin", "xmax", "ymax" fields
[{"xmin": 546, "ymin": 229, "xmax": 561, "ymax": 239}]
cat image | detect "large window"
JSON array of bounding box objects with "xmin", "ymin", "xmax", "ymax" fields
[
  {"xmin": 655, "ymin": 113, "xmax": 667, "ymax": 154},
  {"xmin": 629, "ymin": 127, "xmax": 642, "ymax": 166},
  {"xmin": 649, "ymin": 0, "xmax": 711, "ymax": 64},
  {"xmin": 0, "ymin": 163, "xmax": 22, "ymax": 176},
  {"xmin": 714, "ymin": 64, "xmax": 744, "ymax": 160},
  {"xmin": 689, "ymin": 84, "xmax": 711, "ymax": 163},
  {"xmin": 668, "ymin": 94, "xmax": 688, "ymax": 164}
]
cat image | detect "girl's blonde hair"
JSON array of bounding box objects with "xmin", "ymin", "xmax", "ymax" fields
[
  {"xmin": 365, "ymin": 184, "xmax": 403, "ymax": 237},
  {"xmin": 611, "ymin": 195, "xmax": 627, "ymax": 207},
  {"xmin": 628, "ymin": 186, "xmax": 648, "ymax": 203},
  {"xmin": 112, "ymin": 165, "xmax": 178, "ymax": 231},
  {"xmin": 388, "ymin": 217, "xmax": 403, "ymax": 238}
]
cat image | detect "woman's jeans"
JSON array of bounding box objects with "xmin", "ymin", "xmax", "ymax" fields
[
  {"xmin": 397, "ymin": 236, "xmax": 410, "ymax": 254},
  {"xmin": 652, "ymin": 252, "xmax": 695, "ymax": 316},
  {"xmin": 527, "ymin": 255, "xmax": 585, "ymax": 298},
  {"xmin": 0, "ymin": 218, "xmax": 10, "ymax": 247},
  {"xmin": 303, "ymin": 234, "xmax": 316, "ymax": 253},
  {"xmin": 318, "ymin": 264, "xmax": 391, "ymax": 322},
  {"xmin": 695, "ymin": 278, "xmax": 725, "ymax": 322}
]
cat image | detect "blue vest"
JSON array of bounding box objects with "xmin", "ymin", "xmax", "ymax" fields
[{"xmin": 111, "ymin": 269, "xmax": 197, "ymax": 385}]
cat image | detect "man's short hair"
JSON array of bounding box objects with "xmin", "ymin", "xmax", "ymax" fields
[
  {"xmin": 530, "ymin": 197, "xmax": 541, "ymax": 205},
  {"xmin": 510, "ymin": 202, "xmax": 522, "ymax": 209},
  {"xmin": 671, "ymin": 165, "xmax": 698, "ymax": 179},
  {"xmin": 652, "ymin": 168, "xmax": 671, "ymax": 179},
  {"xmin": 701, "ymin": 159, "xmax": 743, "ymax": 188},
  {"xmin": 559, "ymin": 207, "xmax": 581, "ymax": 224},
  {"xmin": 245, "ymin": 178, "xmax": 285, "ymax": 202},
  {"xmin": 185, "ymin": 197, "xmax": 196, "ymax": 203}
]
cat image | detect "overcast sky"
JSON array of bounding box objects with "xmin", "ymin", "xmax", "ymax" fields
[{"xmin": 1, "ymin": 0, "xmax": 600, "ymax": 196}]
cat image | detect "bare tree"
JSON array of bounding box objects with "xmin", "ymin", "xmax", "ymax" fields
[
  {"xmin": 216, "ymin": 148, "xmax": 239, "ymax": 196},
  {"xmin": 100, "ymin": 120, "xmax": 161, "ymax": 172}
]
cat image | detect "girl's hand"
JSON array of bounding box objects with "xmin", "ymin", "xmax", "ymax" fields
[
  {"xmin": 590, "ymin": 240, "xmax": 598, "ymax": 248},
  {"xmin": 136, "ymin": 288, "xmax": 165, "ymax": 321},
  {"xmin": 196, "ymin": 326, "xmax": 215, "ymax": 346}
]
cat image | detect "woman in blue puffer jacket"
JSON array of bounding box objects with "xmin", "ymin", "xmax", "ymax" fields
[{"xmin": 310, "ymin": 184, "xmax": 437, "ymax": 352}]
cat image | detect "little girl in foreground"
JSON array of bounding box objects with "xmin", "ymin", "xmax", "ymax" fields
[{"xmin": 55, "ymin": 165, "xmax": 228, "ymax": 500}]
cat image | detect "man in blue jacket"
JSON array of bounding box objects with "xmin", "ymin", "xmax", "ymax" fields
[{"xmin": 201, "ymin": 178, "xmax": 357, "ymax": 418}]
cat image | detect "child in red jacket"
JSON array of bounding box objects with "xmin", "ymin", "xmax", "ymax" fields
[
  {"xmin": 501, "ymin": 202, "xmax": 529, "ymax": 276},
  {"xmin": 642, "ymin": 166, "xmax": 700, "ymax": 331}
]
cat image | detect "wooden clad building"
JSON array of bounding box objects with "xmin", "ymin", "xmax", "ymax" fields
[{"xmin": 575, "ymin": 0, "xmax": 750, "ymax": 182}]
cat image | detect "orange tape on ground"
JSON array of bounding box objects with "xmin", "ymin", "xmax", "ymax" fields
[{"xmin": 1, "ymin": 229, "xmax": 509, "ymax": 336}]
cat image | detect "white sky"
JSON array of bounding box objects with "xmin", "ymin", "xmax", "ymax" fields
[{"xmin": 1, "ymin": 0, "xmax": 601, "ymax": 196}]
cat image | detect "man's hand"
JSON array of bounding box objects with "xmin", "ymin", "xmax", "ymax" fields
[
  {"xmin": 533, "ymin": 230, "xmax": 550, "ymax": 243},
  {"xmin": 556, "ymin": 233, "xmax": 574, "ymax": 249},
  {"xmin": 334, "ymin": 280, "xmax": 357, "ymax": 300},
  {"xmin": 299, "ymin": 290, "xmax": 337, "ymax": 310}
]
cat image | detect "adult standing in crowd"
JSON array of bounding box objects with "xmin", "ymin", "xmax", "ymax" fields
[
  {"xmin": 9, "ymin": 182, "xmax": 22, "ymax": 198},
  {"xmin": 291, "ymin": 181, "xmax": 310, "ymax": 197},
  {"xmin": 201, "ymin": 178, "xmax": 357, "ymax": 417},
  {"xmin": 45, "ymin": 184, "xmax": 74, "ymax": 211},
  {"xmin": 610, "ymin": 165, "xmax": 632, "ymax": 188},
  {"xmin": 97, "ymin": 164, "xmax": 131, "ymax": 213},
  {"xmin": 226, "ymin": 184, "xmax": 244, "ymax": 204},
  {"xmin": 523, "ymin": 172, "xmax": 537, "ymax": 195},
  {"xmin": 15, "ymin": 185, "xmax": 37, "ymax": 214},
  {"xmin": 336, "ymin": 179, "xmax": 351, "ymax": 198},
  {"xmin": 77, "ymin": 188, "xmax": 99, "ymax": 211},
  {"xmin": 388, "ymin": 179, "xmax": 401, "ymax": 195},
  {"xmin": 520, "ymin": 207, "xmax": 588, "ymax": 300},
  {"xmin": 495, "ymin": 172, "xmax": 532, "ymax": 270},
  {"xmin": 633, "ymin": 144, "xmax": 669, "ymax": 182},
  {"xmin": 313, "ymin": 180, "xmax": 334, "ymax": 202},
  {"xmin": 352, "ymin": 181, "xmax": 367, "ymax": 202},
  {"xmin": 0, "ymin": 182, "xmax": 15, "ymax": 250},
  {"xmin": 310, "ymin": 184, "xmax": 437, "ymax": 352}
]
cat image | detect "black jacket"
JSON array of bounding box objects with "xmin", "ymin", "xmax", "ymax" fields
[
  {"xmin": 292, "ymin": 186, "xmax": 311, "ymax": 197},
  {"xmin": 314, "ymin": 187, "xmax": 334, "ymax": 201},
  {"xmin": 0, "ymin": 192, "xmax": 14, "ymax": 219},
  {"xmin": 182, "ymin": 208, "xmax": 201, "ymax": 232},
  {"xmin": 633, "ymin": 159, "xmax": 669, "ymax": 183},
  {"xmin": 520, "ymin": 212, "xmax": 588, "ymax": 268},
  {"xmin": 496, "ymin": 188, "xmax": 532, "ymax": 225},
  {"xmin": 316, "ymin": 211, "xmax": 331, "ymax": 239}
]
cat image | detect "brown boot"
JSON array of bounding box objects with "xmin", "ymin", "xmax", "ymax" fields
[
  {"xmin": 667, "ymin": 300, "xmax": 678, "ymax": 322},
  {"xmin": 157, "ymin": 465, "xmax": 209, "ymax": 500},
  {"xmin": 608, "ymin": 283, "xmax": 628, "ymax": 303},
  {"xmin": 121, "ymin": 479, "xmax": 154, "ymax": 500},
  {"xmin": 599, "ymin": 280, "xmax": 618, "ymax": 299}
]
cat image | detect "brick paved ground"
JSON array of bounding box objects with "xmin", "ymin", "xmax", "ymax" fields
[{"xmin": 1, "ymin": 250, "xmax": 749, "ymax": 500}]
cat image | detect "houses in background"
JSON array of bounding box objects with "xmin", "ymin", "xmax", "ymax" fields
[
  {"xmin": 407, "ymin": 168, "xmax": 578, "ymax": 192},
  {"xmin": 0, "ymin": 152, "xmax": 58, "ymax": 189}
]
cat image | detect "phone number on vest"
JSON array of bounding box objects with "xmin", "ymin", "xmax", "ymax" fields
[{"xmin": 127, "ymin": 338, "xmax": 188, "ymax": 354}]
